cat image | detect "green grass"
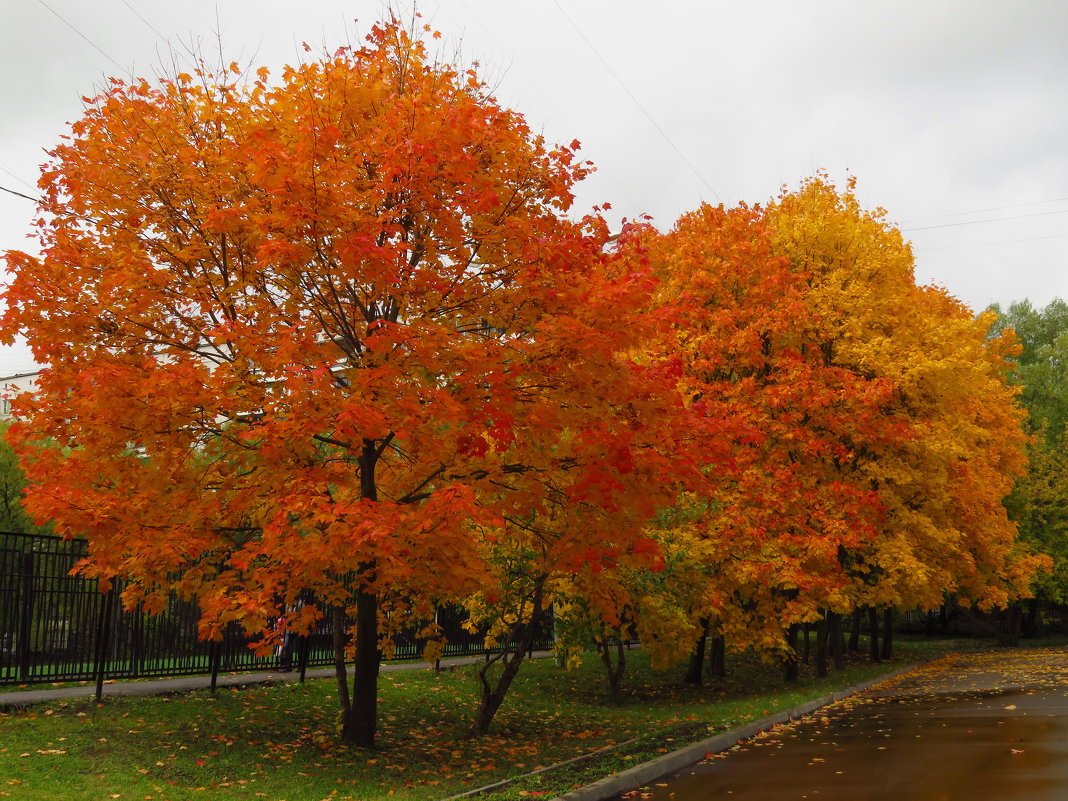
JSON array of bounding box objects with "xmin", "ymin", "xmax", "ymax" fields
[{"xmin": 0, "ymin": 637, "xmax": 1003, "ymax": 801}]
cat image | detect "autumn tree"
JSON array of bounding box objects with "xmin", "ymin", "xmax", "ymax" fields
[
  {"xmin": 636, "ymin": 179, "xmax": 1042, "ymax": 678},
  {"xmin": 458, "ymin": 232, "xmax": 693, "ymax": 730},
  {"xmin": 641, "ymin": 202, "xmax": 896, "ymax": 674},
  {"xmin": 551, "ymin": 555, "xmax": 698, "ymax": 701},
  {"xmin": 0, "ymin": 18, "xmax": 671, "ymax": 746},
  {"xmin": 766, "ymin": 177, "xmax": 1043, "ymax": 632}
]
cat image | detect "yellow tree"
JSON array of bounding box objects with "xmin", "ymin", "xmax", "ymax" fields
[{"xmin": 766, "ymin": 177, "xmax": 1044, "ymax": 634}]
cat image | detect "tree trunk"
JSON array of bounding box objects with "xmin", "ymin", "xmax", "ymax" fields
[
  {"xmin": 470, "ymin": 584, "xmax": 544, "ymax": 735},
  {"xmin": 848, "ymin": 609, "xmax": 862, "ymax": 652},
  {"xmin": 998, "ymin": 605, "xmax": 1022, "ymax": 647},
  {"xmin": 332, "ymin": 605, "xmax": 351, "ymax": 723},
  {"xmin": 1022, "ymin": 598, "xmax": 1039, "ymax": 639},
  {"xmin": 814, "ymin": 613, "xmax": 829, "ymax": 678},
  {"xmin": 596, "ymin": 636, "xmax": 626, "ymax": 701},
  {"xmin": 707, "ymin": 635, "xmax": 726, "ymax": 679},
  {"xmin": 339, "ymin": 587, "xmax": 379, "ymax": 747},
  {"xmin": 880, "ymin": 607, "xmax": 893, "ymax": 660},
  {"xmin": 470, "ymin": 642, "xmax": 531, "ymax": 735},
  {"xmin": 828, "ymin": 611, "xmax": 845, "ymax": 670},
  {"xmin": 868, "ymin": 607, "xmax": 880, "ymax": 663},
  {"xmin": 783, "ymin": 623, "xmax": 800, "ymax": 683},
  {"xmin": 684, "ymin": 618, "xmax": 709, "ymax": 685},
  {"xmin": 336, "ymin": 439, "xmax": 385, "ymax": 747},
  {"xmin": 801, "ymin": 622, "xmax": 811, "ymax": 664}
]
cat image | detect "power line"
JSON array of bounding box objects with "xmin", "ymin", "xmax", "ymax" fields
[
  {"xmin": 1, "ymin": 185, "xmax": 36, "ymax": 203},
  {"xmin": 0, "ymin": 162, "xmax": 35, "ymax": 192},
  {"xmin": 901, "ymin": 195, "xmax": 1068, "ymax": 224},
  {"xmin": 903, "ymin": 207, "xmax": 1068, "ymax": 232},
  {"xmin": 121, "ymin": 0, "xmax": 168, "ymax": 42},
  {"xmin": 35, "ymin": 0, "xmax": 125, "ymax": 71},
  {"xmin": 914, "ymin": 232, "xmax": 1068, "ymax": 252},
  {"xmin": 447, "ymin": 0, "xmax": 645, "ymax": 216},
  {"xmin": 549, "ymin": 0, "xmax": 720, "ymax": 203}
]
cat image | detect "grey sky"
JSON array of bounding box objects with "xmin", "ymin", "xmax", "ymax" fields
[{"xmin": 2, "ymin": 0, "xmax": 1066, "ymax": 374}]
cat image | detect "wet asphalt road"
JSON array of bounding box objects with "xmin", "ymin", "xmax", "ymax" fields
[{"xmin": 617, "ymin": 650, "xmax": 1068, "ymax": 801}]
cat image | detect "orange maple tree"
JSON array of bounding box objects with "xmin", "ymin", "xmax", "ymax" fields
[
  {"xmin": 452, "ymin": 227, "xmax": 695, "ymax": 732},
  {"xmin": 0, "ymin": 19, "xmax": 681, "ymax": 745},
  {"xmin": 643, "ymin": 201, "xmax": 897, "ymax": 664}
]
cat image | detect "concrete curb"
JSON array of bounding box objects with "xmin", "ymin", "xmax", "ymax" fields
[{"xmin": 549, "ymin": 663, "xmax": 920, "ymax": 801}]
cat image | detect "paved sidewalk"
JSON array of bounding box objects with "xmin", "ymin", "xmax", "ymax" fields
[{"xmin": 0, "ymin": 650, "xmax": 553, "ymax": 709}]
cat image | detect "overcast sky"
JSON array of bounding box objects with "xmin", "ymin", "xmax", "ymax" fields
[{"xmin": 2, "ymin": 0, "xmax": 1066, "ymax": 375}]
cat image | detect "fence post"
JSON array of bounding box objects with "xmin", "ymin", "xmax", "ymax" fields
[
  {"xmin": 94, "ymin": 584, "xmax": 118, "ymax": 702},
  {"xmin": 298, "ymin": 634, "xmax": 310, "ymax": 682},
  {"xmin": 209, "ymin": 638, "xmax": 221, "ymax": 694},
  {"xmin": 130, "ymin": 601, "xmax": 144, "ymax": 678},
  {"xmin": 17, "ymin": 551, "xmax": 34, "ymax": 683}
]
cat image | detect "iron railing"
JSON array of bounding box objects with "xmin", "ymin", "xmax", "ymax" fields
[{"xmin": 0, "ymin": 531, "xmax": 553, "ymax": 688}]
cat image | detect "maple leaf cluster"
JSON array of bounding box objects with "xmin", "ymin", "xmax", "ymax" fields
[{"xmin": 0, "ymin": 19, "xmax": 1043, "ymax": 742}]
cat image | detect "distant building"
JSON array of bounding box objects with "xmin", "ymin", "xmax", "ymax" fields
[{"xmin": 0, "ymin": 371, "xmax": 39, "ymax": 419}]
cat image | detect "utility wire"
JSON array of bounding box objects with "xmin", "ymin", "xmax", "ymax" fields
[
  {"xmin": 121, "ymin": 0, "xmax": 168, "ymax": 41},
  {"xmin": 448, "ymin": 0, "xmax": 644, "ymax": 216},
  {"xmin": 914, "ymin": 232, "xmax": 1068, "ymax": 252},
  {"xmin": 904, "ymin": 207, "xmax": 1068, "ymax": 232},
  {"xmin": 549, "ymin": 0, "xmax": 720, "ymax": 203},
  {"xmin": 35, "ymin": 0, "xmax": 126, "ymax": 71},
  {"xmin": 1, "ymin": 185, "xmax": 36, "ymax": 202},
  {"xmin": 902, "ymin": 195, "xmax": 1068, "ymax": 224},
  {"xmin": 0, "ymin": 162, "xmax": 35, "ymax": 192}
]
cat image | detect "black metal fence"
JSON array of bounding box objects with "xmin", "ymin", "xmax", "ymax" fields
[{"xmin": 0, "ymin": 531, "xmax": 553, "ymax": 687}]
